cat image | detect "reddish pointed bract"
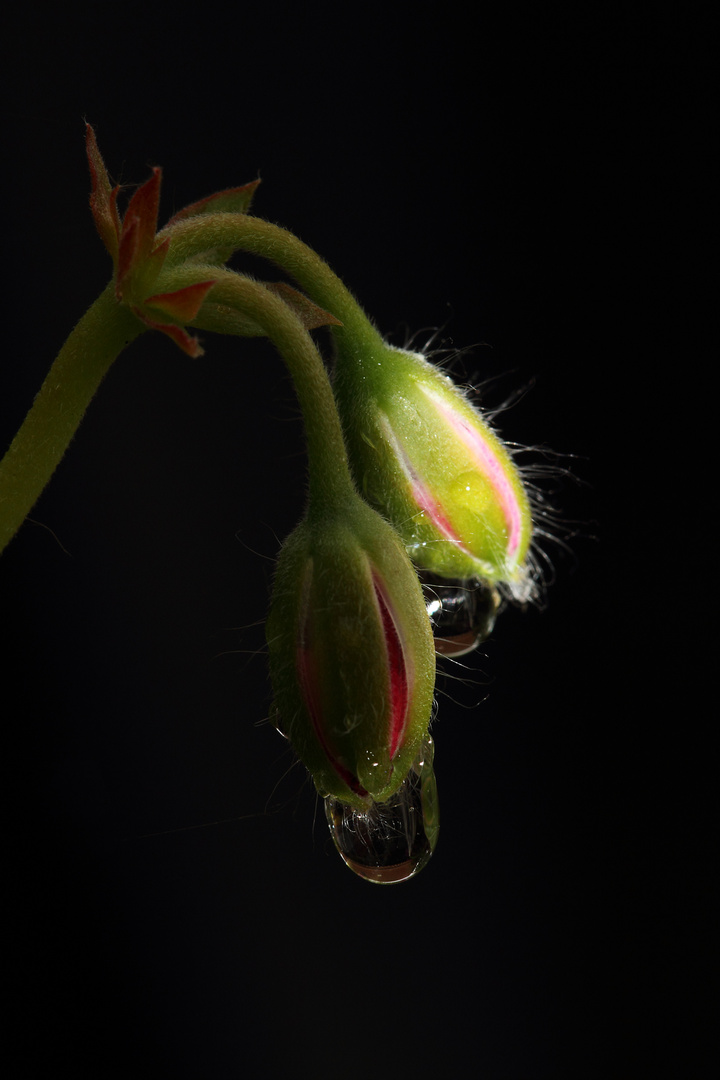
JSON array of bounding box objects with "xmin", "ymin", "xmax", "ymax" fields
[
  {"xmin": 164, "ymin": 180, "xmax": 261, "ymax": 226},
  {"xmin": 86, "ymin": 125, "xmax": 216, "ymax": 354},
  {"xmin": 121, "ymin": 167, "xmax": 162, "ymax": 267},
  {"xmin": 135, "ymin": 312, "xmax": 206, "ymax": 358},
  {"xmin": 86, "ymin": 124, "xmax": 121, "ymax": 261},
  {"xmin": 116, "ymin": 170, "xmax": 167, "ymax": 300},
  {"xmin": 144, "ymin": 280, "xmax": 217, "ymax": 323},
  {"xmin": 84, "ymin": 127, "xmax": 324, "ymax": 360}
]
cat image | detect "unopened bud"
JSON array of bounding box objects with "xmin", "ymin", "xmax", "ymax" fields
[
  {"xmin": 266, "ymin": 495, "xmax": 436, "ymax": 809},
  {"xmin": 334, "ymin": 345, "xmax": 533, "ymax": 599}
]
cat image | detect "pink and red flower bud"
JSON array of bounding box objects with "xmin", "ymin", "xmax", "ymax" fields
[
  {"xmin": 266, "ymin": 496, "xmax": 436, "ymax": 808},
  {"xmin": 333, "ymin": 345, "xmax": 534, "ymax": 599}
]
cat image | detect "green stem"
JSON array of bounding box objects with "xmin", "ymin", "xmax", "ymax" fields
[
  {"xmin": 0, "ymin": 283, "xmax": 145, "ymax": 554},
  {"xmin": 192, "ymin": 269, "xmax": 356, "ymax": 515},
  {"xmin": 160, "ymin": 214, "xmax": 386, "ymax": 363}
]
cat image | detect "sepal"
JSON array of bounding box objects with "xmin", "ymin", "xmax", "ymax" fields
[
  {"xmin": 86, "ymin": 124, "xmax": 121, "ymax": 262},
  {"xmin": 164, "ymin": 180, "xmax": 260, "ymax": 226}
]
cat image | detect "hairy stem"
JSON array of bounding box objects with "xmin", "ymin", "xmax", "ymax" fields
[
  {"xmin": 0, "ymin": 284, "xmax": 145, "ymax": 554},
  {"xmin": 191, "ymin": 269, "xmax": 356, "ymax": 515},
  {"xmin": 161, "ymin": 213, "xmax": 386, "ymax": 364}
]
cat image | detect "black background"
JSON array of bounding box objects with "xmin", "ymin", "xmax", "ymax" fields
[{"xmin": 3, "ymin": 4, "xmax": 711, "ymax": 1077}]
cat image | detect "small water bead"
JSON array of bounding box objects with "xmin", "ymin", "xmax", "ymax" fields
[
  {"xmin": 325, "ymin": 736, "xmax": 439, "ymax": 883},
  {"xmin": 418, "ymin": 569, "xmax": 500, "ymax": 657}
]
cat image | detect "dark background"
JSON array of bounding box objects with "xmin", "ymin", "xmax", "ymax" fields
[{"xmin": 3, "ymin": 4, "xmax": 710, "ymax": 1077}]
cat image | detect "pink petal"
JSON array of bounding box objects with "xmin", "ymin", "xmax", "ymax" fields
[{"xmin": 421, "ymin": 386, "xmax": 524, "ymax": 557}]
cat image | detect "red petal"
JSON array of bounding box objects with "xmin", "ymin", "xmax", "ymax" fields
[{"xmin": 85, "ymin": 124, "xmax": 121, "ymax": 261}]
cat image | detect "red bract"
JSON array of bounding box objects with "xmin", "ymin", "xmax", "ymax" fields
[{"xmin": 85, "ymin": 125, "xmax": 258, "ymax": 357}]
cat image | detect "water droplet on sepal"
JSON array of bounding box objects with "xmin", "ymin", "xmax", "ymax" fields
[
  {"xmin": 418, "ymin": 569, "xmax": 500, "ymax": 657},
  {"xmin": 325, "ymin": 736, "xmax": 439, "ymax": 883}
]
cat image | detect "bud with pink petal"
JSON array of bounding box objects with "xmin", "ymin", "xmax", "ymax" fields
[
  {"xmin": 266, "ymin": 494, "xmax": 436, "ymax": 809},
  {"xmin": 333, "ymin": 343, "xmax": 534, "ymax": 601}
]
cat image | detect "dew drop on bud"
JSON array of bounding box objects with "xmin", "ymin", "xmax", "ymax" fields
[
  {"xmin": 418, "ymin": 569, "xmax": 500, "ymax": 657},
  {"xmin": 324, "ymin": 736, "xmax": 439, "ymax": 883}
]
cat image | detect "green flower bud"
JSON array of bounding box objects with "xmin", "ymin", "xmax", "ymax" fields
[
  {"xmin": 266, "ymin": 495, "xmax": 436, "ymax": 810},
  {"xmin": 333, "ymin": 344, "xmax": 533, "ymax": 600}
]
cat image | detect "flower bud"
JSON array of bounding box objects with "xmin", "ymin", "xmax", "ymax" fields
[
  {"xmin": 333, "ymin": 344, "xmax": 533, "ymax": 599},
  {"xmin": 266, "ymin": 495, "xmax": 436, "ymax": 809}
]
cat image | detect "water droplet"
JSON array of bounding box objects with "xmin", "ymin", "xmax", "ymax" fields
[
  {"xmin": 325, "ymin": 736, "xmax": 439, "ymax": 883},
  {"xmin": 418, "ymin": 569, "xmax": 500, "ymax": 657}
]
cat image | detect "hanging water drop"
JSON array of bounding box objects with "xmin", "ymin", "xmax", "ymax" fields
[
  {"xmin": 325, "ymin": 736, "xmax": 439, "ymax": 883},
  {"xmin": 418, "ymin": 569, "xmax": 500, "ymax": 657}
]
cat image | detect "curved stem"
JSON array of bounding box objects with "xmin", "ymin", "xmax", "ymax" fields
[
  {"xmin": 0, "ymin": 284, "xmax": 145, "ymax": 554},
  {"xmin": 161, "ymin": 214, "xmax": 387, "ymax": 363},
  {"xmin": 189, "ymin": 268, "xmax": 356, "ymax": 515}
]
